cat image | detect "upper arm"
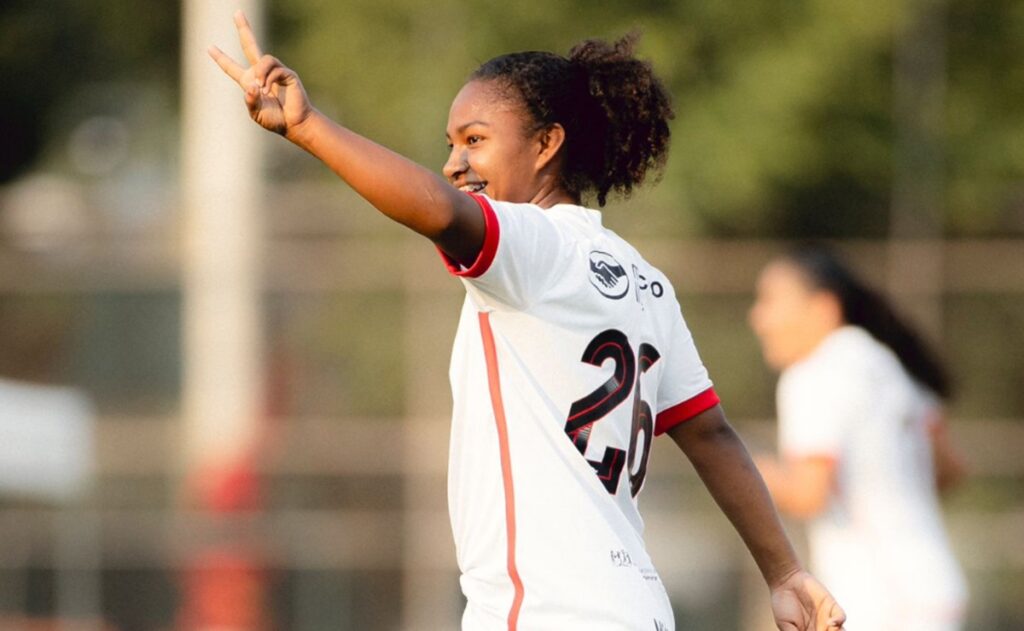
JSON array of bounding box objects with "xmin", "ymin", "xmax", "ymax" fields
[
  {"xmin": 928, "ymin": 412, "xmax": 968, "ymax": 493},
  {"xmin": 665, "ymin": 403, "xmax": 731, "ymax": 456},
  {"xmin": 768, "ymin": 367, "xmax": 852, "ymax": 517},
  {"xmin": 434, "ymin": 192, "xmax": 488, "ymax": 267},
  {"xmin": 653, "ymin": 302, "xmax": 718, "ymax": 436},
  {"xmin": 777, "ymin": 367, "xmax": 855, "ymax": 459}
]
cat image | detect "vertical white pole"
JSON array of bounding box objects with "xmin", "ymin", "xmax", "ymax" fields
[{"xmin": 180, "ymin": 0, "xmax": 265, "ymax": 475}]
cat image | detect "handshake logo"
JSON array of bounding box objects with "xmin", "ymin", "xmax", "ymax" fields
[{"xmin": 588, "ymin": 250, "xmax": 629, "ymax": 300}]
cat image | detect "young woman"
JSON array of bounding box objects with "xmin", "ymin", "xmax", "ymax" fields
[
  {"xmin": 750, "ymin": 245, "xmax": 968, "ymax": 631},
  {"xmin": 211, "ymin": 12, "xmax": 845, "ymax": 630}
]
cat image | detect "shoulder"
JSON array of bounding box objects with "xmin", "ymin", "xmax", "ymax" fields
[
  {"xmin": 780, "ymin": 328, "xmax": 872, "ymax": 396},
  {"xmin": 483, "ymin": 197, "xmax": 601, "ymax": 247}
]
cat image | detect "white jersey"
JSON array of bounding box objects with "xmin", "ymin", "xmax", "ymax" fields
[
  {"xmin": 778, "ymin": 326, "xmax": 967, "ymax": 631},
  {"xmin": 439, "ymin": 195, "xmax": 718, "ymax": 631}
]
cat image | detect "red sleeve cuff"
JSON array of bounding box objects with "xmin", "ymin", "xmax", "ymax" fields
[
  {"xmin": 654, "ymin": 387, "xmax": 720, "ymax": 436},
  {"xmin": 437, "ymin": 193, "xmax": 500, "ymax": 278}
]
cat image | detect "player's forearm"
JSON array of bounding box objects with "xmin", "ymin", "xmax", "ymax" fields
[
  {"xmin": 755, "ymin": 456, "xmax": 832, "ymax": 518},
  {"xmin": 755, "ymin": 458, "xmax": 805, "ymax": 517},
  {"xmin": 669, "ymin": 408, "xmax": 802, "ymax": 588},
  {"xmin": 286, "ymin": 110, "xmax": 476, "ymax": 243}
]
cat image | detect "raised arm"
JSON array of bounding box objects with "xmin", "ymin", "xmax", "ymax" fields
[
  {"xmin": 208, "ymin": 11, "xmax": 484, "ymax": 264},
  {"xmin": 668, "ymin": 405, "xmax": 845, "ymax": 631}
]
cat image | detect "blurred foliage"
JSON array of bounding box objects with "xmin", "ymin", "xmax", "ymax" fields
[
  {"xmin": 3, "ymin": 0, "xmax": 1023, "ymax": 236},
  {"xmin": 273, "ymin": 290, "xmax": 406, "ymax": 418},
  {"xmin": 0, "ymin": 0, "xmax": 179, "ymax": 183},
  {"xmin": 268, "ymin": 0, "xmax": 1024, "ymax": 237}
]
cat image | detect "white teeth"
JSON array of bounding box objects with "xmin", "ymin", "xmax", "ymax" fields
[{"xmin": 459, "ymin": 182, "xmax": 487, "ymax": 194}]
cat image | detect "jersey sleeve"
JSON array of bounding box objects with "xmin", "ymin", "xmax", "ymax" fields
[
  {"xmin": 914, "ymin": 384, "xmax": 944, "ymax": 429},
  {"xmin": 436, "ymin": 194, "xmax": 568, "ymax": 309},
  {"xmin": 776, "ymin": 365, "xmax": 857, "ymax": 459},
  {"xmin": 653, "ymin": 305, "xmax": 718, "ymax": 436}
]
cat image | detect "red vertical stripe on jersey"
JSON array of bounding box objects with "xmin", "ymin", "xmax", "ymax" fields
[{"xmin": 478, "ymin": 312, "xmax": 525, "ymax": 631}]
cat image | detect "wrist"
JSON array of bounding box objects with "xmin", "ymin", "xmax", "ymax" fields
[
  {"xmin": 767, "ymin": 563, "xmax": 804, "ymax": 591},
  {"xmin": 285, "ymin": 108, "xmax": 322, "ymax": 149}
]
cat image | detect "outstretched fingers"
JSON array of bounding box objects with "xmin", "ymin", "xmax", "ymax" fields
[
  {"xmin": 208, "ymin": 45, "xmax": 246, "ymax": 84},
  {"xmin": 233, "ymin": 10, "xmax": 263, "ymax": 65}
]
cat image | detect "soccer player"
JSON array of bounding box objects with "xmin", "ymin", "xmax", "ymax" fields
[
  {"xmin": 750, "ymin": 245, "xmax": 968, "ymax": 631},
  {"xmin": 210, "ymin": 12, "xmax": 845, "ymax": 630}
]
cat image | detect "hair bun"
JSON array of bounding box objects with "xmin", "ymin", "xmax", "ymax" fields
[{"xmin": 471, "ymin": 34, "xmax": 673, "ymax": 206}]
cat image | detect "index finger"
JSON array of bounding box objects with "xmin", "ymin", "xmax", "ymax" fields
[
  {"xmin": 208, "ymin": 45, "xmax": 246, "ymax": 84},
  {"xmin": 233, "ymin": 10, "xmax": 263, "ymax": 64}
]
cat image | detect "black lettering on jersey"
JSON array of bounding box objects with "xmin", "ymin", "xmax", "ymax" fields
[
  {"xmin": 610, "ymin": 549, "xmax": 634, "ymax": 567},
  {"xmin": 588, "ymin": 251, "xmax": 629, "ymax": 299},
  {"xmin": 564, "ymin": 329, "xmax": 660, "ymax": 496},
  {"xmin": 628, "ymin": 343, "xmax": 660, "ymax": 497},
  {"xmin": 632, "ymin": 264, "xmax": 665, "ymax": 305},
  {"xmin": 565, "ymin": 330, "xmax": 633, "ymax": 492}
]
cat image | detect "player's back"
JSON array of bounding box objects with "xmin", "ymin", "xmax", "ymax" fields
[{"xmin": 443, "ymin": 196, "xmax": 716, "ymax": 630}]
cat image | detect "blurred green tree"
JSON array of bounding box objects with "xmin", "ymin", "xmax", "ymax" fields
[
  {"xmin": 2, "ymin": 0, "xmax": 1022, "ymax": 237},
  {"xmin": 0, "ymin": 0, "xmax": 179, "ymax": 183}
]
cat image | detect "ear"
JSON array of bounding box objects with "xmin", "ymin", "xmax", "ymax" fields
[{"xmin": 534, "ymin": 123, "xmax": 566, "ymax": 172}]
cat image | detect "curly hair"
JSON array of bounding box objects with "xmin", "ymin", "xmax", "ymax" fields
[{"xmin": 471, "ymin": 33, "xmax": 674, "ymax": 206}]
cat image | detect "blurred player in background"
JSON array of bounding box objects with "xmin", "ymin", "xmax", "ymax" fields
[
  {"xmin": 211, "ymin": 12, "xmax": 845, "ymax": 630},
  {"xmin": 751, "ymin": 244, "xmax": 968, "ymax": 631}
]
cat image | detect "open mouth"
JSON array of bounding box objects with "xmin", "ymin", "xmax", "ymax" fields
[{"xmin": 458, "ymin": 181, "xmax": 487, "ymax": 194}]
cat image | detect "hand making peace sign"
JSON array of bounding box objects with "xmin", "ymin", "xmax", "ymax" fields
[{"xmin": 208, "ymin": 11, "xmax": 313, "ymax": 136}]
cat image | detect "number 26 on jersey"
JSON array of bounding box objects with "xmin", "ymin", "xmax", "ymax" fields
[{"xmin": 564, "ymin": 329, "xmax": 659, "ymax": 497}]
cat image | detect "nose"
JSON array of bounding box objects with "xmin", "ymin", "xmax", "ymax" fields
[{"xmin": 443, "ymin": 145, "xmax": 467, "ymax": 182}]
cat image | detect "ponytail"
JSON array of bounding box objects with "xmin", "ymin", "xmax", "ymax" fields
[{"xmin": 783, "ymin": 245, "xmax": 953, "ymax": 399}]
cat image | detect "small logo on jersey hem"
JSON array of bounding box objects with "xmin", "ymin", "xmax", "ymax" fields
[{"xmin": 588, "ymin": 250, "xmax": 629, "ymax": 299}]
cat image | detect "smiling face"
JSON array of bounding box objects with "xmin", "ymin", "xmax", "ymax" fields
[
  {"xmin": 443, "ymin": 79, "xmax": 569, "ymax": 206},
  {"xmin": 748, "ymin": 260, "xmax": 844, "ymax": 370}
]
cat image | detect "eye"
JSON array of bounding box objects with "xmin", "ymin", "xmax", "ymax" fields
[{"xmin": 467, "ymin": 135, "xmax": 483, "ymax": 145}]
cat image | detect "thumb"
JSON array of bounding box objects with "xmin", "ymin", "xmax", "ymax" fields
[
  {"xmin": 826, "ymin": 598, "xmax": 846, "ymax": 628},
  {"xmin": 245, "ymin": 83, "xmax": 261, "ymax": 116}
]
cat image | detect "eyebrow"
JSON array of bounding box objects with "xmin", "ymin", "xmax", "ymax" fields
[{"xmin": 446, "ymin": 120, "xmax": 491, "ymax": 139}]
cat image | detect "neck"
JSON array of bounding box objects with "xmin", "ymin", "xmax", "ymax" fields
[
  {"xmin": 531, "ymin": 187, "xmax": 577, "ymax": 209},
  {"xmin": 529, "ymin": 171, "xmax": 577, "ymax": 208},
  {"xmin": 794, "ymin": 323, "xmax": 843, "ymax": 365}
]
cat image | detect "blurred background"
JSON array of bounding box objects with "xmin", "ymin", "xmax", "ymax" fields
[{"xmin": 0, "ymin": 0, "xmax": 1022, "ymax": 629}]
